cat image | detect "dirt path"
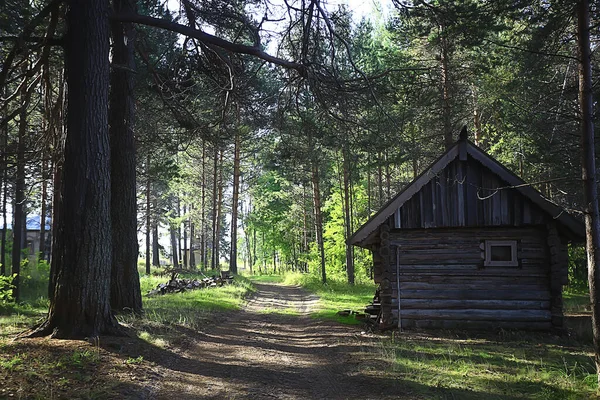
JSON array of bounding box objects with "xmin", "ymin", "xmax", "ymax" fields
[{"xmin": 153, "ymin": 282, "xmax": 408, "ymax": 399}]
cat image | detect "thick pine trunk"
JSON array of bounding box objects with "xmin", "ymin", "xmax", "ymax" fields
[
  {"xmin": 109, "ymin": 0, "xmax": 141, "ymax": 313},
  {"xmin": 230, "ymin": 131, "xmax": 240, "ymax": 274},
  {"xmin": 576, "ymin": 0, "xmax": 600, "ymax": 383},
  {"xmin": 32, "ymin": 0, "xmax": 120, "ymax": 338}
]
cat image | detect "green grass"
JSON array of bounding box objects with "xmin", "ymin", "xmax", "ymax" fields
[
  {"xmin": 119, "ymin": 272, "xmax": 255, "ymax": 330},
  {"xmin": 281, "ymin": 272, "xmax": 376, "ymax": 324},
  {"xmin": 380, "ymin": 331, "xmax": 597, "ymax": 399},
  {"xmin": 564, "ymin": 291, "xmax": 591, "ymax": 314},
  {"xmin": 246, "ymin": 274, "xmax": 284, "ymax": 283}
]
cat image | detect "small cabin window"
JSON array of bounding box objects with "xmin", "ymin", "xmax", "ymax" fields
[{"xmin": 484, "ymin": 240, "xmax": 518, "ymax": 267}]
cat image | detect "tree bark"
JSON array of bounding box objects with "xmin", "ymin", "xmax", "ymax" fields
[
  {"xmin": 211, "ymin": 145, "xmax": 219, "ymax": 270},
  {"xmin": 12, "ymin": 62, "xmax": 28, "ymax": 301},
  {"xmin": 145, "ymin": 155, "xmax": 151, "ymax": 274},
  {"xmin": 152, "ymin": 199, "xmax": 160, "ymax": 266},
  {"xmin": 440, "ymin": 22, "xmax": 453, "ymax": 149},
  {"xmin": 342, "ymin": 149, "xmax": 354, "ymax": 285},
  {"xmin": 170, "ymin": 219, "xmax": 179, "ymax": 267},
  {"xmin": 109, "ymin": 0, "xmax": 141, "ymax": 314},
  {"xmin": 39, "ymin": 159, "xmax": 48, "ymax": 260},
  {"xmin": 230, "ymin": 130, "xmax": 241, "ymax": 274},
  {"xmin": 311, "ymin": 163, "xmax": 326, "ymax": 284},
  {"xmin": 183, "ymin": 203, "xmax": 188, "ymax": 268},
  {"xmin": 577, "ymin": 0, "xmax": 600, "ymax": 383},
  {"xmin": 31, "ymin": 0, "xmax": 120, "ymax": 338},
  {"xmin": 189, "ymin": 218, "xmax": 196, "ymax": 268},
  {"xmin": 1, "ymin": 106, "xmax": 7, "ymax": 276}
]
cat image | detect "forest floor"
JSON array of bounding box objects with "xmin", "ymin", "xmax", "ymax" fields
[
  {"xmin": 139, "ymin": 281, "xmax": 409, "ymax": 399},
  {"xmin": 1, "ymin": 281, "xmax": 596, "ymax": 399},
  {"xmin": 0, "ymin": 282, "xmax": 411, "ymax": 399}
]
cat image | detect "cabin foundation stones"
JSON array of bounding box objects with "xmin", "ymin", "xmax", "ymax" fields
[{"xmin": 350, "ymin": 132, "xmax": 584, "ymax": 332}]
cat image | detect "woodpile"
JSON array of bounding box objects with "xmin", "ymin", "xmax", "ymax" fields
[{"xmin": 147, "ymin": 270, "xmax": 234, "ymax": 296}]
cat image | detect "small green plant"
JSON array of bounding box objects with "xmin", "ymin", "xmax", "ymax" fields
[
  {"xmin": 67, "ymin": 350, "xmax": 99, "ymax": 367},
  {"xmin": 126, "ymin": 355, "xmax": 144, "ymax": 365},
  {"xmin": 0, "ymin": 274, "xmax": 15, "ymax": 303},
  {"xmin": 0, "ymin": 354, "xmax": 23, "ymax": 371}
]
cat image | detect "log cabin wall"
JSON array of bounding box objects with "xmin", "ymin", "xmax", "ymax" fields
[{"xmin": 377, "ymin": 226, "xmax": 565, "ymax": 330}]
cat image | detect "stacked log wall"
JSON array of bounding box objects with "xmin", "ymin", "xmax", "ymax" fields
[{"xmin": 381, "ymin": 226, "xmax": 562, "ymax": 330}]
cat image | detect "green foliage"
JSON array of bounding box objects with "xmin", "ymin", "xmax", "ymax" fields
[
  {"xmin": 20, "ymin": 259, "xmax": 50, "ymax": 302},
  {"xmin": 0, "ymin": 274, "xmax": 14, "ymax": 303},
  {"xmin": 125, "ymin": 355, "xmax": 144, "ymax": 365},
  {"xmin": 566, "ymin": 245, "xmax": 588, "ymax": 294}
]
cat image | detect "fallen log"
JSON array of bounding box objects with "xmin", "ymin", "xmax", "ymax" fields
[{"xmin": 147, "ymin": 272, "xmax": 234, "ymax": 296}]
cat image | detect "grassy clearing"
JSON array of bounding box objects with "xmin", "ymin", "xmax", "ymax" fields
[{"xmin": 378, "ymin": 330, "xmax": 596, "ymax": 399}]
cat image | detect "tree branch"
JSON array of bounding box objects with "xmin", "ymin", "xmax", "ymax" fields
[{"xmin": 112, "ymin": 12, "xmax": 307, "ymax": 76}]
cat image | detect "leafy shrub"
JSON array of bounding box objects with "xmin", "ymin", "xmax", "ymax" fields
[{"xmin": 0, "ymin": 274, "xmax": 14, "ymax": 303}]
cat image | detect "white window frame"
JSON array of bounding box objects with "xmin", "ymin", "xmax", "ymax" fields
[{"xmin": 484, "ymin": 240, "xmax": 518, "ymax": 267}]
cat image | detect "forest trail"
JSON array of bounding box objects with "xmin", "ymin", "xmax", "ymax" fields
[{"xmin": 153, "ymin": 282, "xmax": 409, "ymax": 399}]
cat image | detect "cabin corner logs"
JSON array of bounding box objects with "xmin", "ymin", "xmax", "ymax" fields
[{"xmin": 356, "ymin": 138, "xmax": 584, "ymax": 331}]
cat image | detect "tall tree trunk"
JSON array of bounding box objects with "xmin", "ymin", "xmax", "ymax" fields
[
  {"xmin": 230, "ymin": 130, "xmax": 241, "ymax": 274},
  {"xmin": 12, "ymin": 63, "xmax": 28, "ymax": 301},
  {"xmin": 152, "ymin": 199, "xmax": 160, "ymax": 267},
  {"xmin": 211, "ymin": 144, "xmax": 218, "ymax": 270},
  {"xmin": 48, "ymin": 153, "xmax": 62, "ymax": 301},
  {"xmin": 577, "ymin": 0, "xmax": 600, "ymax": 382},
  {"xmin": 177, "ymin": 198, "xmax": 182, "ymax": 264},
  {"xmin": 145, "ymin": 155, "xmax": 151, "ymax": 274},
  {"xmin": 1, "ymin": 113, "xmax": 7, "ymax": 276},
  {"xmin": 377, "ymin": 153, "xmax": 383, "ymax": 207},
  {"xmin": 170, "ymin": 221, "xmax": 179, "ymax": 267},
  {"xmin": 242, "ymin": 199, "xmax": 253, "ymax": 274},
  {"xmin": 189, "ymin": 218, "xmax": 196, "ymax": 268},
  {"xmin": 39, "ymin": 159, "xmax": 48, "ymax": 260},
  {"xmin": 182, "ymin": 203, "xmax": 188, "ymax": 268},
  {"xmin": 215, "ymin": 149, "xmax": 224, "ymax": 269},
  {"xmin": 311, "ymin": 163, "xmax": 326, "ymax": 284},
  {"xmin": 440, "ymin": 22, "xmax": 453, "ymax": 149},
  {"xmin": 31, "ymin": 0, "xmax": 119, "ymax": 338},
  {"xmin": 342, "ymin": 149, "xmax": 354, "ymax": 285},
  {"xmin": 109, "ymin": 0, "xmax": 141, "ymax": 313},
  {"xmin": 200, "ymin": 139, "xmax": 206, "ymax": 270}
]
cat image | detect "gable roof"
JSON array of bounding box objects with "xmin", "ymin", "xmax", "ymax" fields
[{"xmin": 349, "ymin": 138, "xmax": 585, "ymax": 247}]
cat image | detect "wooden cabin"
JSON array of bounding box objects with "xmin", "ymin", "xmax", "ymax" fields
[{"xmin": 349, "ymin": 131, "xmax": 585, "ymax": 331}]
